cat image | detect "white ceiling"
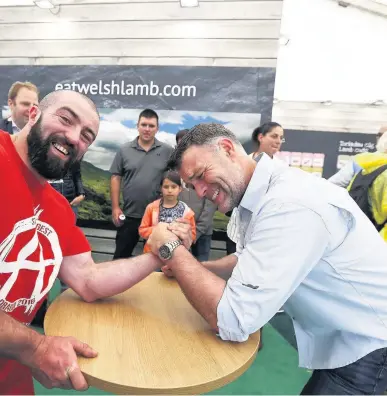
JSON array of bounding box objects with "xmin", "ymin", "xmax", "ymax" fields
[
  {"xmin": 274, "ymin": 0, "xmax": 387, "ymax": 104},
  {"xmin": 0, "ymin": 0, "xmax": 385, "ymax": 7},
  {"xmin": 0, "ymin": 0, "xmax": 179, "ymax": 5}
]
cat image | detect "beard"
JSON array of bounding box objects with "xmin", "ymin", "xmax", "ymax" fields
[
  {"xmin": 219, "ymin": 165, "xmax": 246, "ymax": 213},
  {"xmin": 27, "ymin": 117, "xmax": 79, "ymax": 179}
]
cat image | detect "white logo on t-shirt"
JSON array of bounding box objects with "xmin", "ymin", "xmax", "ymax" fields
[{"xmin": 0, "ymin": 206, "xmax": 63, "ymax": 314}]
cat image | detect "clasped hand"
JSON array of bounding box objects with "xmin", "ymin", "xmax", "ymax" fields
[{"xmin": 147, "ymin": 218, "xmax": 193, "ymax": 256}]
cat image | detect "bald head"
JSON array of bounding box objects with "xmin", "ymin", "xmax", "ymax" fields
[{"xmin": 39, "ymin": 90, "xmax": 99, "ymax": 117}]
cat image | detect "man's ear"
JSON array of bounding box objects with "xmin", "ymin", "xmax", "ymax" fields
[
  {"xmin": 27, "ymin": 105, "xmax": 41, "ymax": 128},
  {"xmin": 218, "ymin": 138, "xmax": 236, "ymax": 158},
  {"xmin": 7, "ymin": 98, "xmax": 13, "ymax": 109}
]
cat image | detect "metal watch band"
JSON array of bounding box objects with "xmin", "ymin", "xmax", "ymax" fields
[{"xmin": 166, "ymin": 239, "xmax": 182, "ymax": 253}]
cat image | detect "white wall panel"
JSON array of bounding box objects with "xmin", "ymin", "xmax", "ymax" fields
[
  {"xmin": 273, "ymin": 101, "xmax": 387, "ymax": 132},
  {"xmin": 0, "ymin": 20, "xmax": 281, "ymax": 40},
  {"xmin": 0, "ymin": 2, "xmax": 282, "ymax": 23},
  {"xmin": 0, "ymin": 57, "xmax": 277, "ymax": 67},
  {"xmin": 0, "ymin": 38, "xmax": 279, "ymax": 58}
]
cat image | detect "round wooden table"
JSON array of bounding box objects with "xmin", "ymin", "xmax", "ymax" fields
[{"xmin": 44, "ymin": 272, "xmax": 260, "ymax": 395}]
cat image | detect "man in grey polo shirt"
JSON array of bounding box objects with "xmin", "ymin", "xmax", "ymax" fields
[{"xmin": 109, "ymin": 109, "xmax": 173, "ymax": 259}]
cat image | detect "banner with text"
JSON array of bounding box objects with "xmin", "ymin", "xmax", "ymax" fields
[
  {"xmin": 0, "ymin": 65, "xmax": 276, "ymax": 230},
  {"xmin": 278, "ymin": 129, "xmax": 377, "ymax": 179}
]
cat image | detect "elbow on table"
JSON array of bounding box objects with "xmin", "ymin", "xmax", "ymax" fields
[
  {"xmin": 76, "ymin": 288, "xmax": 98, "ymax": 303},
  {"xmin": 216, "ymin": 313, "xmax": 250, "ymax": 342},
  {"xmin": 75, "ymin": 281, "xmax": 102, "ymax": 303},
  {"xmin": 217, "ymin": 326, "xmax": 250, "ymax": 342},
  {"xmin": 216, "ymin": 295, "xmax": 256, "ymax": 342}
]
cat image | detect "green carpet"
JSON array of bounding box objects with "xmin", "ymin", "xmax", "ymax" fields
[{"xmin": 34, "ymin": 281, "xmax": 310, "ymax": 395}]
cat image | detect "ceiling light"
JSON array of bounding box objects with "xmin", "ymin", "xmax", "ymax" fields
[
  {"xmin": 180, "ymin": 0, "xmax": 199, "ymax": 7},
  {"xmin": 34, "ymin": 0, "xmax": 55, "ymax": 9}
]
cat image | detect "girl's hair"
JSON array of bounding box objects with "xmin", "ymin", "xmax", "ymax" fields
[
  {"xmin": 160, "ymin": 170, "xmax": 182, "ymax": 186},
  {"xmin": 376, "ymin": 132, "xmax": 387, "ymax": 154},
  {"xmin": 252, "ymin": 122, "xmax": 282, "ymax": 147}
]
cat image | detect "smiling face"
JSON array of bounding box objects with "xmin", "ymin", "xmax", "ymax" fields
[
  {"xmin": 27, "ymin": 91, "xmax": 99, "ymax": 179},
  {"xmin": 257, "ymin": 126, "xmax": 284, "ymax": 157},
  {"xmin": 179, "ymin": 139, "xmax": 248, "ymax": 213}
]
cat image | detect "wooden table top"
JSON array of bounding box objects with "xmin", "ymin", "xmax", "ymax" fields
[{"xmin": 44, "ymin": 272, "xmax": 260, "ymax": 394}]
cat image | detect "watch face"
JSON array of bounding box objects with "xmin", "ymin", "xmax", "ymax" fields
[{"xmin": 159, "ymin": 245, "xmax": 171, "ymax": 260}]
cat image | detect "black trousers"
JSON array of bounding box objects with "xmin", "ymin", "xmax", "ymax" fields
[{"xmin": 113, "ymin": 217, "xmax": 142, "ymax": 259}]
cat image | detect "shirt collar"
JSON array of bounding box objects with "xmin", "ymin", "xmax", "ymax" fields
[
  {"xmin": 239, "ymin": 153, "xmax": 277, "ymax": 212},
  {"xmin": 130, "ymin": 136, "xmax": 161, "ymax": 150},
  {"xmin": 8, "ymin": 117, "xmax": 20, "ymax": 133}
]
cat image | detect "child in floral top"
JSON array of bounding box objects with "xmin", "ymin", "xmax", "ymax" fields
[{"xmin": 139, "ymin": 170, "xmax": 196, "ymax": 253}]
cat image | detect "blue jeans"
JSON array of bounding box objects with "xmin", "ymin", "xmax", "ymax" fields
[
  {"xmin": 191, "ymin": 234, "xmax": 212, "ymax": 262},
  {"xmin": 301, "ymin": 347, "xmax": 387, "ymax": 395},
  {"xmin": 72, "ymin": 205, "xmax": 79, "ymax": 216}
]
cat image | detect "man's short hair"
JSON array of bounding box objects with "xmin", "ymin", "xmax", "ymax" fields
[
  {"xmin": 8, "ymin": 81, "xmax": 39, "ymax": 101},
  {"xmin": 39, "ymin": 90, "xmax": 99, "ymax": 118},
  {"xmin": 138, "ymin": 108, "xmax": 159, "ymax": 125},
  {"xmin": 176, "ymin": 129, "xmax": 190, "ymax": 144},
  {"xmin": 168, "ymin": 123, "xmax": 240, "ymax": 170}
]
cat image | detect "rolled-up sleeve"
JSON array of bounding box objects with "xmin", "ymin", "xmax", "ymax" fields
[{"xmin": 217, "ymin": 201, "xmax": 330, "ymax": 342}]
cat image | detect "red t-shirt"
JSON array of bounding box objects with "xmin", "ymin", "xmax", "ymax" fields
[{"xmin": 0, "ymin": 131, "xmax": 91, "ymax": 394}]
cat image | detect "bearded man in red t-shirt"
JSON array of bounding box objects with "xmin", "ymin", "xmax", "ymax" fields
[{"xmin": 0, "ymin": 89, "xmax": 175, "ymax": 394}]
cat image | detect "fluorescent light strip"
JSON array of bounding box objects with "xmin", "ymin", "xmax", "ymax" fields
[
  {"xmin": 34, "ymin": 0, "xmax": 55, "ymax": 9},
  {"xmin": 180, "ymin": 0, "xmax": 199, "ymax": 7}
]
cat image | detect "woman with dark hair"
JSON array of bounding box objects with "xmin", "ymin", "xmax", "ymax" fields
[{"xmin": 250, "ymin": 121, "xmax": 285, "ymax": 159}]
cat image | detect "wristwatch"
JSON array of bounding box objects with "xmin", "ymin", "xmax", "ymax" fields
[{"xmin": 158, "ymin": 239, "xmax": 182, "ymax": 261}]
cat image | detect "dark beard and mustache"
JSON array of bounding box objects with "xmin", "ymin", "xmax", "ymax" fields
[{"xmin": 27, "ymin": 117, "xmax": 79, "ymax": 179}]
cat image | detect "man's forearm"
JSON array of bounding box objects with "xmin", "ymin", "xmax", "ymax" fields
[
  {"xmin": 83, "ymin": 253, "xmax": 162, "ymax": 301},
  {"xmin": 110, "ymin": 176, "xmax": 121, "ymax": 209},
  {"xmin": 202, "ymin": 254, "xmax": 238, "ymax": 280},
  {"xmin": 0, "ymin": 310, "xmax": 43, "ymax": 365},
  {"xmin": 169, "ymin": 246, "xmax": 226, "ymax": 330}
]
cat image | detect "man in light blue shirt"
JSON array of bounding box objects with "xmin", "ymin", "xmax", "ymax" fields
[{"xmin": 147, "ymin": 123, "xmax": 387, "ymax": 395}]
